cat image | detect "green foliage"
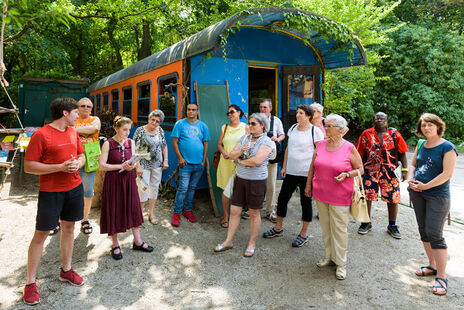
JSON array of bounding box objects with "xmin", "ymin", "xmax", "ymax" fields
[{"xmin": 372, "ymin": 24, "xmax": 464, "ymax": 140}]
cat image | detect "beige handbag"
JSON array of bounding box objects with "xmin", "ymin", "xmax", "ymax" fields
[{"xmin": 350, "ymin": 170, "xmax": 370, "ymax": 222}]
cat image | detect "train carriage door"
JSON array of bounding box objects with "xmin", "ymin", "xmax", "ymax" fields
[{"xmin": 281, "ymin": 65, "xmax": 321, "ymax": 132}]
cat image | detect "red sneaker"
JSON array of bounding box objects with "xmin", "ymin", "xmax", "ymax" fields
[
  {"xmin": 23, "ymin": 283, "xmax": 40, "ymax": 305},
  {"xmin": 171, "ymin": 213, "xmax": 181, "ymax": 227},
  {"xmin": 59, "ymin": 268, "xmax": 84, "ymax": 286},
  {"xmin": 183, "ymin": 211, "xmax": 197, "ymax": 223}
]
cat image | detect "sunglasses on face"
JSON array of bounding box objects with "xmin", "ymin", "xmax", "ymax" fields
[
  {"xmin": 248, "ymin": 121, "xmax": 258, "ymax": 126},
  {"xmin": 150, "ymin": 119, "xmax": 161, "ymax": 124},
  {"xmin": 79, "ymin": 105, "xmax": 92, "ymax": 109},
  {"xmin": 226, "ymin": 110, "xmax": 238, "ymax": 116}
]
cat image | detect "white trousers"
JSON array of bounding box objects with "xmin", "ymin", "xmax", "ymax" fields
[
  {"xmin": 139, "ymin": 167, "xmax": 162, "ymax": 202},
  {"xmin": 265, "ymin": 163, "xmax": 278, "ymax": 214},
  {"xmin": 315, "ymin": 200, "xmax": 350, "ymax": 266}
]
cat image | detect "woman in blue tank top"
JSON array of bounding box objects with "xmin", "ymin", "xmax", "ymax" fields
[{"xmin": 407, "ymin": 113, "xmax": 458, "ymax": 296}]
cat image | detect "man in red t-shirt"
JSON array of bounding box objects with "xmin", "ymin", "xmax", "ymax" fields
[
  {"xmin": 356, "ymin": 112, "xmax": 408, "ymax": 239},
  {"xmin": 23, "ymin": 98, "xmax": 86, "ymax": 305}
]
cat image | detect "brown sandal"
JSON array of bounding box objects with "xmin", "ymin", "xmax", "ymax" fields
[{"xmin": 220, "ymin": 216, "xmax": 228, "ymax": 228}]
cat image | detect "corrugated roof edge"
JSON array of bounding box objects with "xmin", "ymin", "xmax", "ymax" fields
[{"xmin": 89, "ymin": 7, "xmax": 367, "ymax": 92}]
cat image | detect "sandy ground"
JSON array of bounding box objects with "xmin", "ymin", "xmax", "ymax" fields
[{"xmin": 0, "ymin": 168, "xmax": 463, "ymax": 310}]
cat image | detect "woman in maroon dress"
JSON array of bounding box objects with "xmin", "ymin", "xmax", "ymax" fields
[{"xmin": 99, "ymin": 116, "xmax": 153, "ymax": 260}]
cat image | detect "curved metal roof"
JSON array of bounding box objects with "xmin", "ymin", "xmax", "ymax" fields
[{"xmin": 90, "ymin": 7, "xmax": 367, "ymax": 92}]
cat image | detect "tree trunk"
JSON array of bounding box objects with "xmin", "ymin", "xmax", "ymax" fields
[
  {"xmin": 137, "ymin": 20, "xmax": 151, "ymax": 60},
  {"xmin": 107, "ymin": 19, "xmax": 123, "ymax": 67}
]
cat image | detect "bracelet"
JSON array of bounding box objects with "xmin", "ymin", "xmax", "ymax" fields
[
  {"xmin": 345, "ymin": 172, "xmax": 350, "ymax": 178},
  {"xmin": 401, "ymin": 168, "xmax": 408, "ymax": 172}
]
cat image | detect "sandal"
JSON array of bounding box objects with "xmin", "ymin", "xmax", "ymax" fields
[
  {"xmin": 111, "ymin": 246, "xmax": 123, "ymax": 260},
  {"xmin": 336, "ymin": 266, "xmax": 346, "ymax": 280},
  {"xmin": 415, "ymin": 266, "xmax": 437, "ymax": 277},
  {"xmin": 81, "ymin": 221, "xmax": 93, "ymax": 235},
  {"xmin": 432, "ymin": 277, "xmax": 448, "ymax": 295},
  {"xmin": 148, "ymin": 215, "xmax": 158, "ymax": 225},
  {"xmin": 214, "ymin": 244, "xmax": 233, "ymax": 252},
  {"xmin": 220, "ymin": 216, "xmax": 228, "ymax": 228},
  {"xmin": 243, "ymin": 248, "xmax": 255, "ymax": 257},
  {"xmin": 49, "ymin": 223, "xmax": 60, "ymax": 236}
]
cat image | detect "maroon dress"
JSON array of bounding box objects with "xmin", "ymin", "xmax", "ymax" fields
[{"xmin": 100, "ymin": 138, "xmax": 143, "ymax": 235}]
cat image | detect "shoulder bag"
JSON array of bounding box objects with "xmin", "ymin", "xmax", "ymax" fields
[
  {"xmin": 84, "ymin": 137, "xmax": 101, "ymax": 173},
  {"xmin": 350, "ymin": 169, "xmax": 370, "ymax": 222}
]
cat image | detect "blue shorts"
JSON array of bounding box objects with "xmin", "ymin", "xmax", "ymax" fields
[{"xmin": 79, "ymin": 168, "xmax": 96, "ymax": 198}]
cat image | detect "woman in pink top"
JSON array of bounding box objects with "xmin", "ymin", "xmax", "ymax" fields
[{"xmin": 305, "ymin": 114, "xmax": 363, "ymax": 280}]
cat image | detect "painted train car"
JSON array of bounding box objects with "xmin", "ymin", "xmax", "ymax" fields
[{"xmin": 89, "ymin": 7, "xmax": 367, "ymax": 214}]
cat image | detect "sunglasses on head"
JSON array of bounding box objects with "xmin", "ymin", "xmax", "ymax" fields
[
  {"xmin": 226, "ymin": 110, "xmax": 237, "ymax": 116},
  {"xmin": 79, "ymin": 105, "xmax": 92, "ymax": 109}
]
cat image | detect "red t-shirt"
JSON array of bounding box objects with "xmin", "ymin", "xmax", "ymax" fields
[
  {"xmin": 356, "ymin": 127, "xmax": 408, "ymax": 177},
  {"xmin": 25, "ymin": 125, "xmax": 85, "ymax": 192}
]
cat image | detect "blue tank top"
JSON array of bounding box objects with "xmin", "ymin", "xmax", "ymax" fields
[{"xmin": 414, "ymin": 140, "xmax": 457, "ymax": 198}]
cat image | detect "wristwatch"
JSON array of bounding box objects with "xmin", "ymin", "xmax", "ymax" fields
[{"xmin": 345, "ymin": 172, "xmax": 350, "ymax": 178}]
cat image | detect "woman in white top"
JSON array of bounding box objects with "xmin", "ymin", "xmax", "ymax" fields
[{"xmin": 262, "ymin": 104, "xmax": 323, "ymax": 247}]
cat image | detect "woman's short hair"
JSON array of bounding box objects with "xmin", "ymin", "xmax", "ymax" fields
[
  {"xmin": 50, "ymin": 97, "xmax": 78, "ymax": 120},
  {"xmin": 113, "ymin": 116, "xmax": 132, "ymax": 128},
  {"xmin": 249, "ymin": 112, "xmax": 269, "ymax": 133},
  {"xmin": 229, "ymin": 104, "xmax": 244, "ymax": 118},
  {"xmin": 148, "ymin": 109, "xmax": 165, "ymax": 123},
  {"xmin": 326, "ymin": 114, "xmax": 348, "ymax": 130},
  {"xmin": 416, "ymin": 113, "xmax": 446, "ymax": 137},
  {"xmin": 310, "ymin": 103, "xmax": 324, "ymax": 113},
  {"xmin": 297, "ymin": 104, "xmax": 314, "ymax": 120}
]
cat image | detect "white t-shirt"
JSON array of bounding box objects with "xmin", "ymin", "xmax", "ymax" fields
[{"xmin": 285, "ymin": 124, "xmax": 324, "ymax": 176}]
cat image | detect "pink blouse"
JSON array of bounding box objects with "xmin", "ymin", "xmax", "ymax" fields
[{"xmin": 312, "ymin": 139, "xmax": 354, "ymax": 206}]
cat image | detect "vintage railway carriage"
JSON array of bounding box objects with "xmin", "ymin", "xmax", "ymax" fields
[{"xmin": 89, "ymin": 7, "xmax": 367, "ymax": 212}]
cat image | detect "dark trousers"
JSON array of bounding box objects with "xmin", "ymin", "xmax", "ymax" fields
[
  {"xmin": 276, "ymin": 174, "xmax": 312, "ymax": 222},
  {"xmin": 409, "ymin": 188, "xmax": 450, "ymax": 249}
]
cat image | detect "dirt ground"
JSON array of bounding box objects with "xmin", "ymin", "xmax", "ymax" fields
[{"xmin": 0, "ymin": 168, "xmax": 463, "ymax": 310}]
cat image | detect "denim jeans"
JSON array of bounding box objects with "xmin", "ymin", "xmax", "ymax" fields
[{"xmin": 173, "ymin": 164, "xmax": 204, "ymax": 214}]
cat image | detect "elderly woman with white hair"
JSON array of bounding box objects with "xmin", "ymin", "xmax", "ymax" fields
[
  {"xmin": 134, "ymin": 109, "xmax": 169, "ymax": 225},
  {"xmin": 305, "ymin": 114, "xmax": 363, "ymax": 279},
  {"xmin": 214, "ymin": 113, "xmax": 274, "ymax": 257},
  {"xmin": 310, "ymin": 103, "xmax": 326, "ymax": 137}
]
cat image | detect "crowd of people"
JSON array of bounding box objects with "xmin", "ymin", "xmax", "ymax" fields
[{"xmin": 21, "ymin": 97, "xmax": 457, "ymax": 305}]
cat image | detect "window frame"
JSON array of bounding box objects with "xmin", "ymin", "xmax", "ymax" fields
[
  {"xmin": 157, "ymin": 73, "xmax": 179, "ymax": 127},
  {"xmin": 122, "ymin": 86, "xmax": 133, "ymax": 118},
  {"xmin": 137, "ymin": 80, "xmax": 151, "ymax": 124},
  {"xmin": 96, "ymin": 93, "xmax": 101, "ymax": 113},
  {"xmin": 111, "ymin": 89, "xmax": 119, "ymax": 115}
]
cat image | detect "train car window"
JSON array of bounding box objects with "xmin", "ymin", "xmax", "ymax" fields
[
  {"xmin": 158, "ymin": 75, "xmax": 178, "ymax": 125},
  {"xmin": 103, "ymin": 92, "xmax": 109, "ymax": 111},
  {"xmin": 137, "ymin": 82, "xmax": 151, "ymax": 123},
  {"xmin": 111, "ymin": 89, "xmax": 119, "ymax": 114},
  {"xmin": 122, "ymin": 87, "xmax": 132, "ymax": 118},
  {"xmin": 96, "ymin": 94, "xmax": 101, "ymax": 113},
  {"xmin": 90, "ymin": 96, "xmax": 95, "ymax": 114}
]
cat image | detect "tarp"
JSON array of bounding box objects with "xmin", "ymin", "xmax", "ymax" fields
[{"xmin": 196, "ymin": 83, "xmax": 230, "ymax": 217}]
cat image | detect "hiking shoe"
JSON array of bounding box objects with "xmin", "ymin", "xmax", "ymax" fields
[
  {"xmin": 59, "ymin": 268, "xmax": 84, "ymax": 286},
  {"xmin": 387, "ymin": 225, "xmax": 402, "ymax": 239},
  {"xmin": 241, "ymin": 210, "xmax": 250, "ymax": 219},
  {"xmin": 23, "ymin": 283, "xmax": 40, "ymax": 305},
  {"xmin": 292, "ymin": 234, "xmax": 309, "ymax": 247},
  {"xmin": 262, "ymin": 227, "xmax": 283, "ymax": 238},
  {"xmin": 358, "ymin": 222, "xmax": 372, "ymax": 235},
  {"xmin": 171, "ymin": 213, "xmax": 181, "ymax": 227},
  {"xmin": 183, "ymin": 211, "xmax": 197, "ymax": 223},
  {"xmin": 265, "ymin": 211, "xmax": 277, "ymax": 223}
]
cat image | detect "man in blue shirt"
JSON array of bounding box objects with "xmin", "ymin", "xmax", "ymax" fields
[{"xmin": 171, "ymin": 103, "xmax": 210, "ymax": 226}]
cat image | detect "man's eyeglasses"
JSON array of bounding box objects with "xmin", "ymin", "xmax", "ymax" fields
[
  {"xmin": 79, "ymin": 105, "xmax": 92, "ymax": 109},
  {"xmin": 226, "ymin": 110, "xmax": 237, "ymax": 116},
  {"xmin": 249, "ymin": 121, "xmax": 258, "ymax": 126}
]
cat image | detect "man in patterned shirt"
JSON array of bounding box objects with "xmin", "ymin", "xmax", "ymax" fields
[{"xmin": 356, "ymin": 112, "xmax": 408, "ymax": 239}]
